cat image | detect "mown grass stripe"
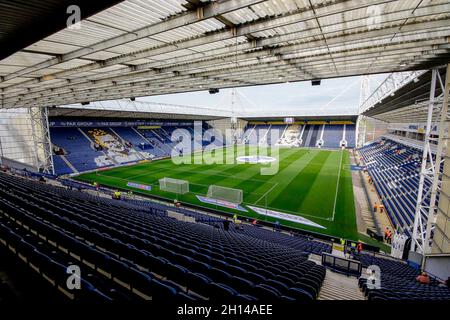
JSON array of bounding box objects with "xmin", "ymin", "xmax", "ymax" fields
[
  {"xmin": 269, "ymin": 151, "xmax": 330, "ymax": 214},
  {"xmin": 297, "ymin": 150, "xmax": 341, "ymax": 217},
  {"xmin": 75, "ymin": 148, "xmax": 364, "ymax": 242}
]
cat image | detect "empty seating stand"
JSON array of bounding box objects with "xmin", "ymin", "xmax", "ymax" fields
[
  {"xmin": 242, "ymin": 123, "xmax": 350, "ymax": 149},
  {"xmin": 358, "ymin": 139, "xmax": 436, "ymax": 235},
  {"xmin": 50, "ymin": 127, "xmax": 104, "ymax": 173},
  {"xmin": 322, "ymin": 125, "xmax": 344, "ymax": 148},
  {"xmin": 0, "ymin": 172, "xmax": 327, "ymax": 302},
  {"xmin": 355, "ymin": 253, "xmax": 450, "ymax": 300},
  {"xmin": 50, "ymin": 124, "xmax": 208, "ymax": 175}
]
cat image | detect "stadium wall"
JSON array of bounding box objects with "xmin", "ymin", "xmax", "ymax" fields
[
  {"xmin": 433, "ymin": 153, "xmax": 450, "ymax": 254},
  {"xmin": 363, "ymin": 118, "xmax": 389, "ymax": 144},
  {"xmin": 0, "ymin": 108, "xmax": 36, "ymax": 166},
  {"xmin": 0, "ymin": 156, "xmax": 37, "ymax": 172},
  {"xmin": 424, "ymin": 255, "xmax": 450, "ymax": 280}
]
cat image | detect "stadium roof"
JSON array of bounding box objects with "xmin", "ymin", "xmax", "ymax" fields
[
  {"xmin": 51, "ymin": 100, "xmax": 231, "ymax": 119},
  {"xmin": 383, "ymin": 133, "xmax": 438, "ymax": 153},
  {"xmin": 240, "ymin": 108, "xmax": 358, "ymax": 119},
  {"xmin": 361, "ymin": 66, "xmax": 447, "ymax": 122},
  {"xmin": 241, "ymin": 115, "xmax": 357, "ymax": 121},
  {"xmin": 0, "ymin": 0, "xmax": 124, "ymax": 61},
  {"xmin": 1, "ymin": 0, "xmax": 450, "ymax": 110}
]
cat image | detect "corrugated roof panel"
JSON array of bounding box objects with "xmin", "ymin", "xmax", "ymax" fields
[
  {"xmin": 108, "ymin": 38, "xmax": 165, "ymax": 54},
  {"xmin": 250, "ymin": 29, "xmax": 278, "ymax": 38},
  {"xmin": 251, "ymin": 0, "xmax": 288, "ymax": 17},
  {"xmin": 83, "ymin": 64, "xmax": 128, "ymax": 75},
  {"xmin": 56, "ymin": 71, "xmax": 97, "ymax": 79},
  {"xmin": 50, "ymin": 58, "xmax": 94, "ymax": 70},
  {"xmin": 87, "ymin": 0, "xmax": 188, "ymax": 32},
  {"xmin": 1, "ymin": 51, "xmax": 54, "ymax": 66},
  {"xmin": 81, "ymin": 51, "xmax": 122, "ymax": 60},
  {"xmin": 126, "ymin": 58, "xmax": 155, "ymax": 65},
  {"xmin": 24, "ymin": 40, "xmax": 81, "ymax": 55},
  {"xmin": 0, "ymin": 0, "xmax": 449, "ymax": 109},
  {"xmin": 27, "ymin": 78, "xmax": 64, "ymax": 87},
  {"xmin": 222, "ymin": 7, "xmax": 261, "ymax": 25},
  {"xmin": 26, "ymin": 68, "xmax": 67, "ymax": 77},
  {"xmin": 0, "ymin": 76, "xmax": 34, "ymax": 86},
  {"xmin": 272, "ymin": 20, "xmax": 312, "ymax": 35},
  {"xmin": 149, "ymin": 20, "xmax": 225, "ymax": 44},
  {"xmin": 191, "ymin": 37, "xmax": 248, "ymax": 52},
  {"xmin": 150, "ymin": 48, "xmax": 196, "ymax": 60},
  {"xmin": 45, "ymin": 20, "xmax": 126, "ymax": 49},
  {"xmin": 150, "ymin": 30, "xmax": 192, "ymax": 43},
  {"xmin": 0, "ymin": 65, "xmax": 26, "ymax": 75}
]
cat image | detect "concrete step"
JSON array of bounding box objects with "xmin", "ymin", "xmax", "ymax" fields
[{"xmin": 318, "ymin": 270, "xmax": 366, "ymax": 300}]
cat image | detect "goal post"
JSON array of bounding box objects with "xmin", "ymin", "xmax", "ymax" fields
[
  {"xmin": 207, "ymin": 185, "xmax": 243, "ymax": 204},
  {"xmin": 159, "ymin": 177, "xmax": 189, "ymax": 195}
]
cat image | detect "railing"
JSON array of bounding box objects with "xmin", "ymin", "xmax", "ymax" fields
[{"xmin": 322, "ymin": 253, "xmax": 362, "ymax": 277}]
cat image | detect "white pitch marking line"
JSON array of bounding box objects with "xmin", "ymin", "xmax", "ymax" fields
[
  {"xmin": 331, "ymin": 149, "xmax": 344, "ymax": 221},
  {"xmin": 254, "ymin": 182, "xmax": 279, "ymax": 206}
]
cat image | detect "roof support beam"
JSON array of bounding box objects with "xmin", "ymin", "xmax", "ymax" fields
[
  {"xmin": 5, "ymin": 33, "xmax": 449, "ymax": 106},
  {"xmin": 2, "ymin": 0, "xmax": 411, "ymax": 91},
  {"xmin": 6, "ymin": 21, "xmax": 450, "ymax": 103},
  {"xmin": 0, "ymin": 0, "xmax": 268, "ymax": 83}
]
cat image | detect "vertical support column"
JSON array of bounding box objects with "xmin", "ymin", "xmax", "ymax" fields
[
  {"xmin": 356, "ymin": 116, "xmax": 367, "ymax": 148},
  {"xmin": 357, "ymin": 75, "xmax": 370, "ymax": 148},
  {"xmin": 433, "ymin": 67, "xmax": 450, "ymax": 254},
  {"xmin": 411, "ymin": 65, "xmax": 450, "ymax": 256},
  {"xmin": 411, "ymin": 68, "xmax": 438, "ymax": 253},
  {"xmin": 424, "ymin": 65, "xmax": 450, "ymax": 254},
  {"xmin": 29, "ymin": 106, "xmax": 55, "ymax": 174},
  {"xmin": 0, "ymin": 134, "xmax": 3, "ymax": 158}
]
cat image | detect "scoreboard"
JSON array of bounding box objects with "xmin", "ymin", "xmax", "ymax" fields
[{"xmin": 284, "ymin": 117, "xmax": 295, "ymax": 124}]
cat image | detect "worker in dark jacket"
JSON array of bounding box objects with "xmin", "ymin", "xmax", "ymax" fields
[{"xmin": 223, "ymin": 218, "xmax": 230, "ymax": 231}]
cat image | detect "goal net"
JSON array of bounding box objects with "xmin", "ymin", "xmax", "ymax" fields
[
  {"xmin": 207, "ymin": 185, "xmax": 243, "ymax": 204},
  {"xmin": 159, "ymin": 177, "xmax": 189, "ymax": 194}
]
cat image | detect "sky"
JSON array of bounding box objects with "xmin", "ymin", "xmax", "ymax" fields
[{"xmin": 139, "ymin": 74, "xmax": 389, "ymax": 115}]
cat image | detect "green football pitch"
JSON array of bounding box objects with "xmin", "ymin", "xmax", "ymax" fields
[{"xmin": 75, "ymin": 146, "xmax": 358, "ymax": 240}]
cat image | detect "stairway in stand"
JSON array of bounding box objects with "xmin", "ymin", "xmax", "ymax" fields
[
  {"xmin": 309, "ymin": 254, "xmax": 366, "ymax": 300},
  {"xmin": 318, "ymin": 270, "xmax": 366, "ymax": 300}
]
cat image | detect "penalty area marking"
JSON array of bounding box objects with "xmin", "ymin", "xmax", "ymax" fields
[
  {"xmin": 93, "ymin": 169, "xmax": 278, "ymax": 198},
  {"xmin": 87, "ymin": 149, "xmax": 345, "ymax": 223},
  {"xmin": 330, "ymin": 149, "xmax": 344, "ymax": 222}
]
